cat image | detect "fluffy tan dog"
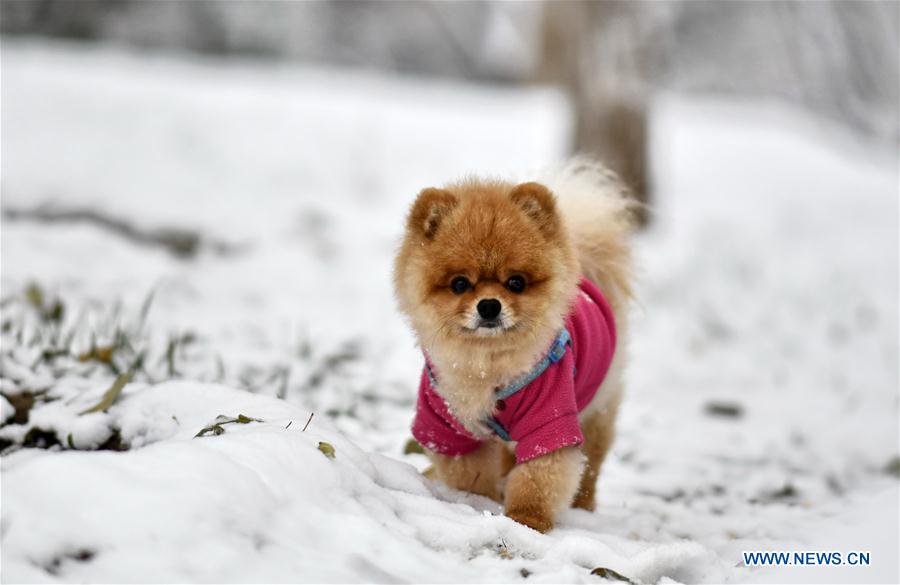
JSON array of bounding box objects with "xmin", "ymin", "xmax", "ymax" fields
[{"xmin": 394, "ymin": 160, "xmax": 634, "ymax": 532}]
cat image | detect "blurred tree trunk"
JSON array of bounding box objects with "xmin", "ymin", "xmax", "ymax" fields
[{"xmin": 539, "ymin": 1, "xmax": 657, "ymax": 225}]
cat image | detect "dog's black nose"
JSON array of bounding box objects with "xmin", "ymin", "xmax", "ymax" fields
[{"xmin": 477, "ymin": 298, "xmax": 502, "ymax": 320}]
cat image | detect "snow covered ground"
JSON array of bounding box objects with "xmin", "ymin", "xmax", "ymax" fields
[{"xmin": 1, "ymin": 40, "xmax": 897, "ymax": 584}]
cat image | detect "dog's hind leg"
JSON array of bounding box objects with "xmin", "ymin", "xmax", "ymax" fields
[{"xmin": 572, "ymin": 400, "xmax": 619, "ymax": 511}]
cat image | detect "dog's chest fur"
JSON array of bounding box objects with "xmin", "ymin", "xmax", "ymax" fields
[{"xmin": 426, "ymin": 335, "xmax": 552, "ymax": 437}]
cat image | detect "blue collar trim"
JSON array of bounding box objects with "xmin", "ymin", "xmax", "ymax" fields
[
  {"xmin": 494, "ymin": 328, "xmax": 571, "ymax": 400},
  {"xmin": 484, "ymin": 417, "xmax": 511, "ymax": 441}
]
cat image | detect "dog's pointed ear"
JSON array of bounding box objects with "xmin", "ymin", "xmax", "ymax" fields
[
  {"xmin": 509, "ymin": 182, "xmax": 559, "ymax": 236},
  {"xmin": 408, "ymin": 188, "xmax": 458, "ymax": 239}
]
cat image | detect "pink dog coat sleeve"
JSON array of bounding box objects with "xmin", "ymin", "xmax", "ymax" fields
[
  {"xmin": 411, "ymin": 277, "xmax": 616, "ymax": 464},
  {"xmin": 412, "ymin": 368, "xmax": 482, "ymax": 456}
]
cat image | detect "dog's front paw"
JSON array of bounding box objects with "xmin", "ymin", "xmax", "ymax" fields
[{"xmin": 506, "ymin": 505, "xmax": 554, "ymax": 533}]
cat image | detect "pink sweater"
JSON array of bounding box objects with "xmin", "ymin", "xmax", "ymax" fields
[{"xmin": 412, "ymin": 277, "xmax": 617, "ymax": 463}]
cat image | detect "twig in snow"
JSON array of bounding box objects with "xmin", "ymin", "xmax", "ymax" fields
[
  {"xmin": 3, "ymin": 205, "xmax": 241, "ymax": 259},
  {"xmin": 301, "ymin": 412, "xmax": 314, "ymax": 432}
]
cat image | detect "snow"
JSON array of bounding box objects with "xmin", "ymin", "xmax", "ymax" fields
[
  {"xmin": 0, "ymin": 394, "xmax": 14, "ymax": 424},
  {"xmin": 1, "ymin": 382, "xmax": 723, "ymax": 584},
  {"xmin": 1, "ymin": 40, "xmax": 898, "ymax": 583}
]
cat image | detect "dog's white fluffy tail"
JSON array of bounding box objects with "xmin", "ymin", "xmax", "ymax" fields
[{"xmin": 539, "ymin": 158, "xmax": 637, "ymax": 311}]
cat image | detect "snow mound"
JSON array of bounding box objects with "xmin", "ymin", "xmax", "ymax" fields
[{"xmin": 1, "ymin": 382, "xmax": 723, "ymax": 583}]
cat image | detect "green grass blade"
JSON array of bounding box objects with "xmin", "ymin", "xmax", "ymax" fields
[{"xmin": 79, "ymin": 372, "xmax": 132, "ymax": 415}]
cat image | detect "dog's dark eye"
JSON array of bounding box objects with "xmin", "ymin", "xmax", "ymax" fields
[
  {"xmin": 506, "ymin": 275, "xmax": 526, "ymax": 293},
  {"xmin": 450, "ymin": 276, "xmax": 471, "ymax": 295}
]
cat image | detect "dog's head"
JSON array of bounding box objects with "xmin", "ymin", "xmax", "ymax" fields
[{"xmin": 394, "ymin": 180, "xmax": 579, "ymax": 352}]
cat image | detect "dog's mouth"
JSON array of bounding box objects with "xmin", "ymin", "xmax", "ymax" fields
[{"xmin": 460, "ymin": 316, "xmax": 518, "ymax": 337}]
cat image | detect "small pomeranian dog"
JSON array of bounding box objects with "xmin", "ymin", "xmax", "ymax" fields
[{"xmin": 394, "ymin": 159, "xmax": 634, "ymax": 532}]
